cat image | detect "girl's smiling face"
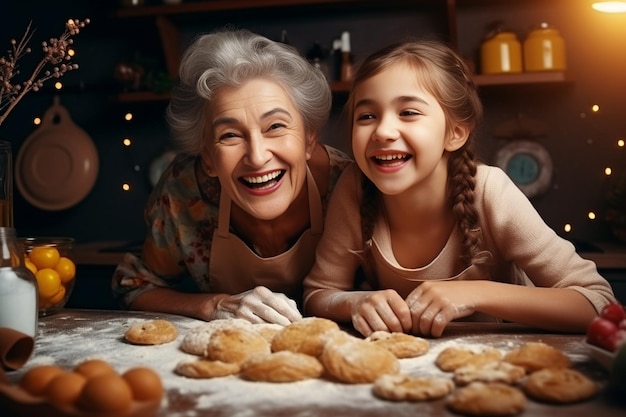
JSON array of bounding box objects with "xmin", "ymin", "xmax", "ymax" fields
[
  {"xmin": 351, "ymin": 63, "xmax": 467, "ymax": 197},
  {"xmin": 201, "ymin": 78, "xmax": 316, "ymax": 220}
]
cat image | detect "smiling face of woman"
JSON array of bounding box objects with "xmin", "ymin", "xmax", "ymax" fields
[{"xmin": 201, "ymin": 78, "xmax": 316, "ymax": 220}]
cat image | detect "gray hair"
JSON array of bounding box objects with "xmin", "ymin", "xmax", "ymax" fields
[{"xmin": 166, "ymin": 29, "xmax": 332, "ymax": 156}]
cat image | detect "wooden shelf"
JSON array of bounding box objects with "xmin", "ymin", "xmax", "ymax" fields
[
  {"xmin": 113, "ymin": 81, "xmax": 350, "ymax": 102},
  {"xmin": 473, "ymin": 71, "xmax": 573, "ymax": 87},
  {"xmin": 115, "ymin": 0, "xmax": 429, "ymax": 17},
  {"xmin": 112, "ymin": 1, "xmax": 575, "ymax": 102}
]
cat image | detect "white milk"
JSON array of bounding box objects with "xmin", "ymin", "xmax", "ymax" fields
[{"xmin": 0, "ymin": 268, "xmax": 37, "ymax": 337}]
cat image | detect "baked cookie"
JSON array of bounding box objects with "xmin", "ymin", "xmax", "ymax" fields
[
  {"xmin": 124, "ymin": 319, "xmax": 178, "ymax": 345},
  {"xmin": 271, "ymin": 317, "xmax": 340, "ymax": 357},
  {"xmin": 503, "ymin": 342, "xmax": 571, "ymax": 372},
  {"xmin": 366, "ymin": 331, "xmax": 429, "ymax": 359},
  {"xmin": 253, "ymin": 323, "xmax": 283, "ymax": 344},
  {"xmin": 320, "ymin": 332, "xmax": 400, "ymax": 384},
  {"xmin": 174, "ymin": 359, "xmax": 241, "ymax": 378},
  {"xmin": 446, "ymin": 381, "xmax": 527, "ymax": 417},
  {"xmin": 435, "ymin": 346, "xmax": 502, "ymax": 372},
  {"xmin": 373, "ymin": 373, "xmax": 454, "ymax": 401},
  {"xmin": 181, "ymin": 319, "xmax": 252, "ymax": 356},
  {"xmin": 522, "ymin": 368, "xmax": 598, "ymax": 403},
  {"xmin": 453, "ymin": 361, "xmax": 526, "ymax": 386},
  {"xmin": 240, "ymin": 351, "xmax": 324, "ymax": 383},
  {"xmin": 206, "ymin": 327, "xmax": 271, "ymax": 364}
]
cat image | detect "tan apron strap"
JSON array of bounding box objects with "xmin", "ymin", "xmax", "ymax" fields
[
  {"xmin": 306, "ymin": 166, "xmax": 323, "ymax": 235},
  {"xmin": 217, "ymin": 185, "xmax": 232, "ymax": 238}
]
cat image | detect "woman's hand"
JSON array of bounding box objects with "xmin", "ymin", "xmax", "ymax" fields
[
  {"xmin": 214, "ymin": 286, "xmax": 302, "ymax": 325},
  {"xmin": 351, "ymin": 289, "xmax": 412, "ymax": 336},
  {"xmin": 405, "ymin": 281, "xmax": 478, "ymax": 337}
]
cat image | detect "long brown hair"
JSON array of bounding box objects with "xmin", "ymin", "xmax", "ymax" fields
[{"xmin": 347, "ymin": 40, "xmax": 487, "ymax": 267}]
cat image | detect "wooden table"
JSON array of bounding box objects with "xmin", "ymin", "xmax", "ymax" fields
[{"xmin": 4, "ymin": 309, "xmax": 625, "ymax": 417}]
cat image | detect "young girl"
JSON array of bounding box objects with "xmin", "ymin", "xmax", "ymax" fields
[{"xmin": 302, "ymin": 40, "xmax": 616, "ymax": 338}]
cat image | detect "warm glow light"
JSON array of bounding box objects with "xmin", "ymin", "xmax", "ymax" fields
[
  {"xmin": 33, "ymin": 117, "xmax": 41, "ymax": 125},
  {"xmin": 122, "ymin": 183, "xmax": 131, "ymax": 191},
  {"xmin": 123, "ymin": 138, "xmax": 132, "ymax": 146},
  {"xmin": 591, "ymin": 104, "xmax": 600, "ymax": 112},
  {"xmin": 54, "ymin": 82, "xmax": 62, "ymax": 90},
  {"xmin": 124, "ymin": 112, "xmax": 133, "ymax": 121},
  {"xmin": 592, "ymin": 1, "xmax": 626, "ymax": 13},
  {"xmin": 618, "ymin": 138, "xmax": 625, "ymax": 147},
  {"xmin": 564, "ymin": 224, "xmax": 572, "ymax": 233},
  {"xmin": 605, "ymin": 167, "xmax": 613, "ymax": 175},
  {"xmin": 588, "ymin": 212, "xmax": 596, "ymax": 220},
  {"xmin": 68, "ymin": 49, "xmax": 75, "ymax": 57}
]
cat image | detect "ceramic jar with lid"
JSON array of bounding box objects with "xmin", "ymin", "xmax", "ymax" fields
[
  {"xmin": 523, "ymin": 22, "xmax": 567, "ymax": 72},
  {"xmin": 480, "ymin": 29, "xmax": 522, "ymax": 75}
]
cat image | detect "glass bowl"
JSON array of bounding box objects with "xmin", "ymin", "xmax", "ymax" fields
[
  {"xmin": 20, "ymin": 237, "xmax": 76, "ymax": 317},
  {"xmin": 585, "ymin": 340, "xmax": 614, "ymax": 371}
]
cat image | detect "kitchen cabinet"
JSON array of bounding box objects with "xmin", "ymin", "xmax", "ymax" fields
[{"xmin": 112, "ymin": 0, "xmax": 572, "ymax": 102}]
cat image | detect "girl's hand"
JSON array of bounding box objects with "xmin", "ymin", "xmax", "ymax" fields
[
  {"xmin": 351, "ymin": 289, "xmax": 413, "ymax": 336},
  {"xmin": 405, "ymin": 281, "xmax": 477, "ymax": 337}
]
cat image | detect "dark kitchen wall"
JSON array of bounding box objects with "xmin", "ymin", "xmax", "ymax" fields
[{"xmin": 2, "ymin": 0, "xmax": 625, "ymax": 248}]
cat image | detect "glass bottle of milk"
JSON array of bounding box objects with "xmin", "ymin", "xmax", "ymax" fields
[{"xmin": 0, "ymin": 227, "xmax": 38, "ymax": 337}]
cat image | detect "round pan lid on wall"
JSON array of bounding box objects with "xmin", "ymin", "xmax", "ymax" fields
[{"xmin": 15, "ymin": 98, "xmax": 99, "ymax": 211}]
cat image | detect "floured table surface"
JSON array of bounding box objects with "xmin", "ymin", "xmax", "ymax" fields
[{"xmin": 3, "ymin": 309, "xmax": 624, "ymax": 417}]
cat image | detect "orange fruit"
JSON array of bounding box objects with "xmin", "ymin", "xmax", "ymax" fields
[
  {"xmin": 122, "ymin": 367, "xmax": 163, "ymax": 401},
  {"xmin": 24, "ymin": 257, "xmax": 38, "ymax": 275},
  {"xmin": 19, "ymin": 365, "xmax": 65, "ymax": 396},
  {"xmin": 78, "ymin": 373, "xmax": 133, "ymax": 412},
  {"xmin": 29, "ymin": 247, "xmax": 61, "ymax": 270},
  {"xmin": 74, "ymin": 359, "xmax": 116, "ymax": 379},
  {"xmin": 55, "ymin": 257, "xmax": 76, "ymax": 284},
  {"xmin": 45, "ymin": 372, "xmax": 87, "ymax": 407},
  {"xmin": 35, "ymin": 268, "xmax": 61, "ymax": 299},
  {"xmin": 48, "ymin": 285, "xmax": 66, "ymax": 306}
]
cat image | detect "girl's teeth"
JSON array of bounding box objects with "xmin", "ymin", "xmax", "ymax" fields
[{"xmin": 376, "ymin": 154, "xmax": 405, "ymax": 161}]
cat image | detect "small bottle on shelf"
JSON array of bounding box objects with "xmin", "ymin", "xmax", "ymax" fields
[{"xmin": 340, "ymin": 31, "xmax": 353, "ymax": 82}]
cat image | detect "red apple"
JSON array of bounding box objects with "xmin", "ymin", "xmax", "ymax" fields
[
  {"xmin": 601, "ymin": 303, "xmax": 626, "ymax": 324},
  {"xmin": 587, "ymin": 316, "xmax": 619, "ymax": 351}
]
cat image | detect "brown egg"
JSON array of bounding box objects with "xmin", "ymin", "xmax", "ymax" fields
[
  {"xmin": 45, "ymin": 371, "xmax": 87, "ymax": 407},
  {"xmin": 19, "ymin": 365, "xmax": 65, "ymax": 396},
  {"xmin": 123, "ymin": 367, "xmax": 164, "ymax": 401},
  {"xmin": 74, "ymin": 359, "xmax": 116, "ymax": 379},
  {"xmin": 77, "ymin": 373, "xmax": 133, "ymax": 412}
]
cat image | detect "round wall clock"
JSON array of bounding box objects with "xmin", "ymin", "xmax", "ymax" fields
[{"xmin": 494, "ymin": 140, "xmax": 553, "ymax": 198}]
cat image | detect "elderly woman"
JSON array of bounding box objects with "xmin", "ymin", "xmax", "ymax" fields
[{"xmin": 112, "ymin": 29, "xmax": 353, "ymax": 325}]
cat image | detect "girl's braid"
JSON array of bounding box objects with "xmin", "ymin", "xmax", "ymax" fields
[{"xmin": 447, "ymin": 147, "xmax": 484, "ymax": 266}]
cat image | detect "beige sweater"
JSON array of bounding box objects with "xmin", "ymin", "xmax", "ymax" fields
[{"xmin": 303, "ymin": 163, "xmax": 615, "ymax": 314}]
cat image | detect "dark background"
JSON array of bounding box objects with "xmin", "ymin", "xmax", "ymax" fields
[{"xmin": 2, "ymin": 0, "xmax": 625, "ymax": 250}]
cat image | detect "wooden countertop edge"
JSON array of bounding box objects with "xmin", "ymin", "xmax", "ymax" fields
[{"xmin": 74, "ymin": 241, "xmax": 129, "ymax": 266}]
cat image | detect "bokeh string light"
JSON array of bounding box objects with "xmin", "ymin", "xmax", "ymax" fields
[{"xmin": 562, "ymin": 105, "xmax": 624, "ymax": 238}]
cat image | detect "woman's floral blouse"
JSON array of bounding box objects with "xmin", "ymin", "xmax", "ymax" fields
[{"xmin": 112, "ymin": 145, "xmax": 353, "ymax": 308}]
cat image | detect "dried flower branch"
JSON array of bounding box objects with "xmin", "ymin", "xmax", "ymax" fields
[{"xmin": 0, "ymin": 18, "xmax": 90, "ymax": 127}]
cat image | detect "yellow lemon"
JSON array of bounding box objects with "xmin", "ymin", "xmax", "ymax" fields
[
  {"xmin": 24, "ymin": 258, "xmax": 38, "ymax": 275},
  {"xmin": 55, "ymin": 257, "xmax": 76, "ymax": 284},
  {"xmin": 35, "ymin": 268, "xmax": 61, "ymax": 299},
  {"xmin": 29, "ymin": 247, "xmax": 61, "ymax": 270}
]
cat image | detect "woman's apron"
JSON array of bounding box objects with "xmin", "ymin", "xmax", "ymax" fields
[{"xmin": 208, "ymin": 168, "xmax": 323, "ymax": 302}]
